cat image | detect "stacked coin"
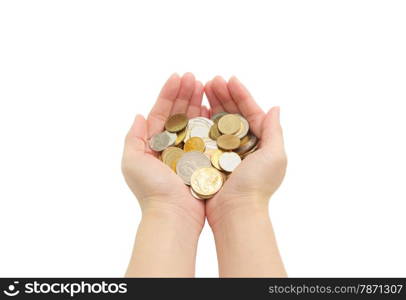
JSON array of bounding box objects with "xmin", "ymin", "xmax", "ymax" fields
[{"xmin": 149, "ymin": 112, "xmax": 259, "ymax": 199}]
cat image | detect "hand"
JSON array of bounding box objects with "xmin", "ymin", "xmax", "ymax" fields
[
  {"xmin": 204, "ymin": 76, "xmax": 287, "ymax": 228},
  {"xmin": 122, "ymin": 73, "xmax": 209, "ymax": 233}
]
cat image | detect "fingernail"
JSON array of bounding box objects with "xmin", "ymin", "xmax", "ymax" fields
[{"xmin": 230, "ymin": 75, "xmax": 239, "ymax": 82}]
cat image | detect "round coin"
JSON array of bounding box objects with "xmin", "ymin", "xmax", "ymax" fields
[
  {"xmin": 176, "ymin": 151, "xmax": 211, "ymax": 185},
  {"xmin": 191, "ymin": 167, "xmax": 223, "ymax": 197},
  {"xmin": 165, "ymin": 113, "xmax": 188, "ymax": 133},
  {"xmin": 210, "ymin": 149, "xmax": 224, "ymax": 170},
  {"xmin": 216, "ymin": 134, "xmax": 241, "ymax": 150},
  {"xmin": 235, "ymin": 133, "xmax": 258, "ymax": 155},
  {"xmin": 219, "ymin": 152, "xmax": 241, "ymax": 172},
  {"xmin": 162, "ymin": 147, "xmax": 184, "ymax": 170},
  {"xmin": 190, "ymin": 187, "xmax": 204, "ymax": 200},
  {"xmin": 203, "ymin": 137, "xmax": 218, "ymax": 150},
  {"xmin": 190, "ymin": 126, "xmax": 210, "ymax": 139},
  {"xmin": 218, "ymin": 114, "xmax": 241, "ymax": 135},
  {"xmin": 185, "ymin": 117, "xmax": 214, "ymax": 141},
  {"xmin": 175, "ymin": 127, "xmax": 187, "ymax": 145},
  {"xmin": 234, "ymin": 115, "xmax": 250, "ymax": 139},
  {"xmin": 209, "ymin": 124, "xmax": 221, "ymax": 140},
  {"xmin": 184, "ymin": 136, "xmax": 205, "ymax": 152},
  {"xmin": 149, "ymin": 131, "xmax": 177, "ymax": 152}
]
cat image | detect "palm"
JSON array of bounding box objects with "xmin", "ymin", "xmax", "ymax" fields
[
  {"xmin": 123, "ymin": 73, "xmax": 208, "ymax": 228},
  {"xmin": 204, "ymin": 76, "xmax": 286, "ymax": 225}
]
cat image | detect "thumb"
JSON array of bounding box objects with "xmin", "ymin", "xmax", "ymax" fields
[
  {"xmin": 125, "ymin": 114, "xmax": 148, "ymax": 153},
  {"xmin": 261, "ymin": 106, "xmax": 285, "ymax": 153}
]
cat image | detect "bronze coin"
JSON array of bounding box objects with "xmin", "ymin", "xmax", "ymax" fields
[{"xmin": 165, "ymin": 113, "xmax": 188, "ymax": 133}]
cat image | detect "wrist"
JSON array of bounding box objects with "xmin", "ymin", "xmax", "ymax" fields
[
  {"xmin": 208, "ymin": 202, "xmax": 270, "ymax": 234},
  {"xmin": 141, "ymin": 205, "xmax": 204, "ymax": 237}
]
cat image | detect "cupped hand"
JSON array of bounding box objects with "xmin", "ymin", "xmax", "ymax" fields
[
  {"xmin": 122, "ymin": 73, "xmax": 209, "ymax": 231},
  {"xmin": 204, "ymin": 76, "xmax": 287, "ymax": 227}
]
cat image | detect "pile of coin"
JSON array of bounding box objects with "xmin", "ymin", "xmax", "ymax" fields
[{"xmin": 149, "ymin": 112, "xmax": 259, "ymax": 199}]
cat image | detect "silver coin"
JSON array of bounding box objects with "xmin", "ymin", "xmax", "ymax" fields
[
  {"xmin": 186, "ymin": 117, "xmax": 214, "ymax": 141},
  {"xmin": 149, "ymin": 131, "xmax": 177, "ymax": 152},
  {"xmin": 219, "ymin": 152, "xmax": 241, "ymax": 172},
  {"xmin": 176, "ymin": 151, "xmax": 211, "ymax": 185},
  {"xmin": 190, "ymin": 126, "xmax": 210, "ymax": 138},
  {"xmin": 202, "ymin": 137, "xmax": 218, "ymax": 150},
  {"xmin": 235, "ymin": 114, "xmax": 250, "ymax": 139},
  {"xmin": 235, "ymin": 133, "xmax": 258, "ymax": 155}
]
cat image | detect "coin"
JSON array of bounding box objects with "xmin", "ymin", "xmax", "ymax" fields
[
  {"xmin": 175, "ymin": 127, "xmax": 187, "ymax": 145},
  {"xmin": 149, "ymin": 112, "xmax": 259, "ymax": 198},
  {"xmin": 149, "ymin": 131, "xmax": 177, "ymax": 151},
  {"xmin": 191, "ymin": 167, "xmax": 223, "ymax": 197},
  {"xmin": 209, "ymin": 124, "xmax": 221, "ymax": 140},
  {"xmin": 186, "ymin": 117, "xmax": 214, "ymax": 140},
  {"xmin": 165, "ymin": 113, "xmax": 188, "ymax": 133},
  {"xmin": 162, "ymin": 147, "xmax": 184, "ymax": 171},
  {"xmin": 176, "ymin": 151, "xmax": 211, "ymax": 185},
  {"xmin": 190, "ymin": 187, "xmax": 204, "ymax": 200},
  {"xmin": 211, "ymin": 111, "xmax": 228, "ymax": 124},
  {"xmin": 216, "ymin": 134, "xmax": 241, "ymax": 150},
  {"xmin": 235, "ymin": 132, "xmax": 258, "ymax": 155},
  {"xmin": 219, "ymin": 152, "xmax": 241, "ymax": 172},
  {"xmin": 234, "ymin": 115, "xmax": 249, "ymax": 139},
  {"xmin": 203, "ymin": 137, "xmax": 218, "ymax": 150},
  {"xmin": 190, "ymin": 126, "xmax": 210, "ymax": 139},
  {"xmin": 210, "ymin": 149, "xmax": 223, "ymax": 170},
  {"xmin": 239, "ymin": 134, "xmax": 250, "ymax": 147},
  {"xmin": 217, "ymin": 114, "xmax": 241, "ymax": 135},
  {"xmin": 184, "ymin": 136, "xmax": 206, "ymax": 152}
]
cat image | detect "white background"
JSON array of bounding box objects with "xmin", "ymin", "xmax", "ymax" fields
[{"xmin": 1, "ymin": 0, "xmax": 405, "ymax": 277}]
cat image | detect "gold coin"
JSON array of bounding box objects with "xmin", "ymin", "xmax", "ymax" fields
[
  {"xmin": 184, "ymin": 137, "xmax": 206, "ymax": 152},
  {"xmin": 170, "ymin": 159, "xmax": 178, "ymax": 172},
  {"xmin": 210, "ymin": 149, "xmax": 223, "ymax": 170},
  {"xmin": 216, "ymin": 134, "xmax": 241, "ymax": 150},
  {"xmin": 175, "ymin": 127, "xmax": 187, "ymax": 145},
  {"xmin": 165, "ymin": 113, "xmax": 188, "ymax": 133},
  {"xmin": 162, "ymin": 147, "xmax": 184, "ymax": 171},
  {"xmin": 217, "ymin": 114, "xmax": 241, "ymax": 135},
  {"xmin": 239, "ymin": 134, "xmax": 250, "ymax": 147},
  {"xmin": 209, "ymin": 124, "xmax": 221, "ymax": 140},
  {"xmin": 191, "ymin": 167, "xmax": 223, "ymax": 197}
]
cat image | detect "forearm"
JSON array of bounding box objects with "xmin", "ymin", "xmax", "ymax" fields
[
  {"xmin": 125, "ymin": 210, "xmax": 200, "ymax": 277},
  {"xmin": 212, "ymin": 206, "xmax": 286, "ymax": 277}
]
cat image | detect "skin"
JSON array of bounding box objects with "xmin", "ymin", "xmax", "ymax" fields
[
  {"xmin": 122, "ymin": 73, "xmax": 287, "ymax": 277},
  {"xmin": 205, "ymin": 76, "xmax": 287, "ymax": 277}
]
